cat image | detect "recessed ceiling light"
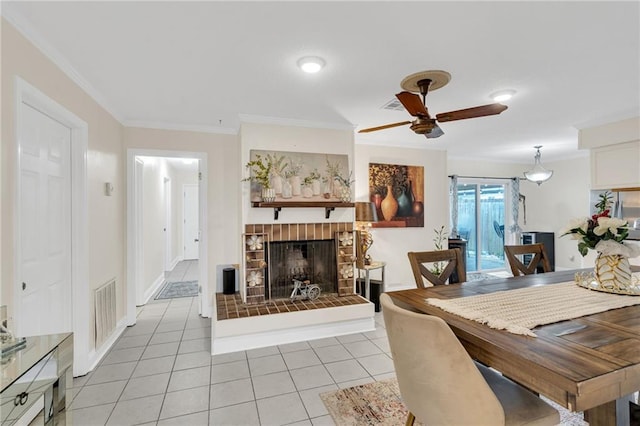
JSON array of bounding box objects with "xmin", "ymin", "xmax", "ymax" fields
[
  {"xmin": 490, "ymin": 89, "xmax": 516, "ymax": 102},
  {"xmin": 297, "ymin": 56, "xmax": 325, "ymax": 73}
]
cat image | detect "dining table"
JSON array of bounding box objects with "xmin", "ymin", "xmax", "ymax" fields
[{"xmin": 386, "ymin": 267, "xmax": 640, "ymax": 426}]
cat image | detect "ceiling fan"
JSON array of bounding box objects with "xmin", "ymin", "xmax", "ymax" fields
[{"xmin": 358, "ymin": 70, "xmax": 508, "ymax": 139}]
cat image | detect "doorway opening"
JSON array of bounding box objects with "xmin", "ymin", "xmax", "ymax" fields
[{"xmin": 127, "ymin": 150, "xmax": 208, "ymax": 325}]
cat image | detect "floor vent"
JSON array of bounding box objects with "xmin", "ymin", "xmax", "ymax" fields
[{"xmin": 95, "ymin": 279, "xmax": 116, "ymax": 348}]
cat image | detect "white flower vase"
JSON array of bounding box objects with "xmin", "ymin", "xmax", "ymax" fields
[
  {"xmin": 291, "ymin": 176, "xmax": 301, "ymax": 196},
  {"xmin": 261, "ymin": 188, "xmax": 276, "ymax": 203},
  {"xmin": 271, "ymin": 175, "xmax": 283, "ymax": 195},
  {"xmin": 333, "ymin": 179, "xmax": 342, "ymax": 198},
  {"xmin": 594, "ymin": 252, "xmax": 632, "ymax": 291},
  {"xmin": 281, "ymin": 181, "xmax": 292, "ymax": 199},
  {"xmin": 302, "ymin": 186, "xmax": 313, "ymax": 198},
  {"xmin": 312, "ymin": 180, "xmax": 321, "ymax": 196}
]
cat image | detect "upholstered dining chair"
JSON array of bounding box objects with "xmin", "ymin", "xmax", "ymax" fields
[
  {"xmin": 380, "ymin": 293, "xmax": 560, "ymax": 426},
  {"xmin": 407, "ymin": 248, "xmax": 466, "ymax": 288},
  {"xmin": 504, "ymin": 243, "xmax": 552, "ymax": 276}
]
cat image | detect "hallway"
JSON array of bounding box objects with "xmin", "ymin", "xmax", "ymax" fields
[{"xmin": 163, "ymin": 260, "xmax": 198, "ymax": 286}]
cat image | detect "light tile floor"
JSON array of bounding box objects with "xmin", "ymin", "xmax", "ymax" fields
[
  {"xmin": 66, "ymin": 260, "xmax": 588, "ymax": 426},
  {"xmin": 68, "ymin": 261, "xmax": 393, "ymax": 425}
]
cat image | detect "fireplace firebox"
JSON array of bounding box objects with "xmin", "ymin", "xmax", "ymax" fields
[{"xmin": 267, "ymin": 240, "xmax": 337, "ymax": 299}]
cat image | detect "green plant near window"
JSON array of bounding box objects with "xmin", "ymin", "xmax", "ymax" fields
[
  {"xmin": 430, "ymin": 225, "xmax": 449, "ymax": 275},
  {"xmin": 243, "ymin": 154, "xmax": 272, "ymax": 189}
]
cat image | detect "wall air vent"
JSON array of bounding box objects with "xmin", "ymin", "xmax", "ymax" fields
[{"xmin": 382, "ymin": 99, "xmax": 406, "ymax": 111}]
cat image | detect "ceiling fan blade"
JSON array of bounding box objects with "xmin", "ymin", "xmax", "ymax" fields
[
  {"xmin": 425, "ymin": 124, "xmax": 444, "ymax": 139},
  {"xmin": 358, "ymin": 121, "xmax": 412, "ymax": 133},
  {"xmin": 396, "ymin": 92, "xmax": 430, "ymax": 117},
  {"xmin": 435, "ymin": 103, "xmax": 508, "ymax": 123}
]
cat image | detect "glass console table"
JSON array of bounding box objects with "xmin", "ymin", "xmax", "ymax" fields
[{"xmin": 1, "ymin": 333, "xmax": 73, "ymax": 425}]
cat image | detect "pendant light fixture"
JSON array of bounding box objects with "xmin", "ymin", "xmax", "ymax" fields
[{"xmin": 523, "ymin": 145, "xmax": 553, "ymax": 185}]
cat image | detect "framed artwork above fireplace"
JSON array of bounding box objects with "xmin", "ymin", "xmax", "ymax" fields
[{"xmin": 247, "ymin": 150, "xmax": 351, "ymax": 204}]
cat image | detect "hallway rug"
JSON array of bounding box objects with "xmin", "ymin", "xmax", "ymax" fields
[
  {"xmin": 320, "ymin": 378, "xmax": 587, "ymax": 426},
  {"xmin": 155, "ymin": 280, "xmax": 198, "ymax": 299}
]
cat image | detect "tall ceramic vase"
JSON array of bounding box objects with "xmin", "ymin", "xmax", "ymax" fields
[
  {"xmin": 594, "ymin": 252, "xmax": 632, "ymax": 291},
  {"xmin": 396, "ymin": 185, "xmax": 412, "ymax": 217},
  {"xmin": 381, "ymin": 185, "xmax": 398, "ymax": 222}
]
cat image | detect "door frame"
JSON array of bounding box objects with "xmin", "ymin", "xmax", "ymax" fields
[
  {"xmin": 14, "ymin": 77, "xmax": 90, "ymax": 376},
  {"xmin": 183, "ymin": 183, "xmax": 199, "ymax": 260},
  {"xmin": 164, "ymin": 176, "xmax": 172, "ymax": 270},
  {"xmin": 126, "ymin": 149, "xmax": 209, "ymax": 324}
]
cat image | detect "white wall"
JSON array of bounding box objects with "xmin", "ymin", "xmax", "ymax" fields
[
  {"xmin": 448, "ymin": 155, "xmax": 594, "ymax": 271},
  {"xmin": 1, "ymin": 19, "xmax": 125, "ymax": 353},
  {"xmin": 240, "ymin": 121, "xmax": 355, "ymax": 225},
  {"xmin": 123, "ymin": 127, "xmax": 239, "ymax": 310},
  {"xmin": 356, "ymin": 145, "xmax": 449, "ymax": 289}
]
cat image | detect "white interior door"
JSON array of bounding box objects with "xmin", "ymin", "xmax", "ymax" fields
[
  {"xmin": 183, "ymin": 184, "xmax": 199, "ymax": 260},
  {"xmin": 17, "ymin": 103, "xmax": 72, "ymax": 336}
]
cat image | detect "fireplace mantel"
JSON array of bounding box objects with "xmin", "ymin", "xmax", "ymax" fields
[{"xmin": 251, "ymin": 201, "xmax": 355, "ymax": 220}]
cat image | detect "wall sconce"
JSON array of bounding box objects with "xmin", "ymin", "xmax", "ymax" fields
[
  {"xmin": 523, "ymin": 145, "xmax": 553, "ymax": 185},
  {"xmin": 355, "ymin": 202, "xmax": 378, "ymax": 267}
]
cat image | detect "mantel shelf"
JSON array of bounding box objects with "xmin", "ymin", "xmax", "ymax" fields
[{"xmin": 251, "ymin": 201, "xmax": 355, "ymax": 220}]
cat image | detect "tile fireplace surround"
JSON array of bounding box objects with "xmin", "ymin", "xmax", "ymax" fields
[
  {"xmin": 243, "ymin": 222, "xmax": 355, "ymax": 303},
  {"xmin": 213, "ymin": 222, "xmax": 373, "ymax": 354}
]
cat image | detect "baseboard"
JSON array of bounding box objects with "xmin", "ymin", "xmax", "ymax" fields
[
  {"xmin": 84, "ymin": 318, "xmax": 128, "ymax": 376},
  {"xmin": 168, "ymin": 255, "xmax": 183, "ymax": 272},
  {"xmin": 212, "ymin": 303, "xmax": 375, "ymax": 354},
  {"xmin": 142, "ymin": 272, "xmax": 166, "ymax": 305}
]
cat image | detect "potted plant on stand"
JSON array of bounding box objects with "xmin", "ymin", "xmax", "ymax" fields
[{"xmin": 243, "ymin": 155, "xmax": 275, "ymax": 202}]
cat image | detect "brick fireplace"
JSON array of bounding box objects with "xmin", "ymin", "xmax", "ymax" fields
[{"xmin": 243, "ymin": 222, "xmax": 355, "ymax": 305}]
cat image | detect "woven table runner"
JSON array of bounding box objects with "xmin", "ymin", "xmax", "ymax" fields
[{"xmin": 426, "ymin": 274, "xmax": 640, "ymax": 337}]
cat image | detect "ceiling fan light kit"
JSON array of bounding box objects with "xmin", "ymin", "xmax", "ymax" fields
[
  {"xmin": 359, "ymin": 70, "xmax": 508, "ymax": 139},
  {"xmin": 491, "ymin": 89, "xmax": 516, "ymax": 102},
  {"xmin": 523, "ymin": 145, "xmax": 553, "ymax": 185},
  {"xmin": 297, "ymin": 56, "xmax": 325, "ymax": 73}
]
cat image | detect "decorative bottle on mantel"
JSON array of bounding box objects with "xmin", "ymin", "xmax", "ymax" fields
[{"xmin": 381, "ymin": 184, "xmax": 398, "ymax": 221}]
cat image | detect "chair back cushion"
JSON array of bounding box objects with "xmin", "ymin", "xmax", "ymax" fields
[{"xmin": 380, "ymin": 294, "xmax": 505, "ymax": 425}]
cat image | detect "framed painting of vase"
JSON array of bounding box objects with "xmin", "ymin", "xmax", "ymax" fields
[{"xmin": 368, "ymin": 162, "xmax": 424, "ymax": 228}]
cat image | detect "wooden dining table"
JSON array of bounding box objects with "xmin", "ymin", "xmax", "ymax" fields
[{"xmin": 386, "ymin": 268, "xmax": 640, "ymax": 426}]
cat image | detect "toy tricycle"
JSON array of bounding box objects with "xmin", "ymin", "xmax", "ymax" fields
[{"xmin": 290, "ymin": 279, "xmax": 321, "ymax": 302}]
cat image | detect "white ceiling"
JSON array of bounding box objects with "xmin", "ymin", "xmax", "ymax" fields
[{"xmin": 3, "ymin": 1, "xmax": 639, "ymax": 163}]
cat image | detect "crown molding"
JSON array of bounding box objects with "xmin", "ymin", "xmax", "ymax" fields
[
  {"xmin": 124, "ymin": 120, "xmax": 238, "ymax": 135},
  {"xmin": 239, "ymin": 114, "xmax": 356, "ymax": 131},
  {"xmin": 2, "ymin": 8, "xmax": 126, "ymax": 124}
]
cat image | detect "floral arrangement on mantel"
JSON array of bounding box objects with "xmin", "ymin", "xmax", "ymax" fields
[{"xmin": 562, "ymin": 191, "xmax": 640, "ymax": 295}]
